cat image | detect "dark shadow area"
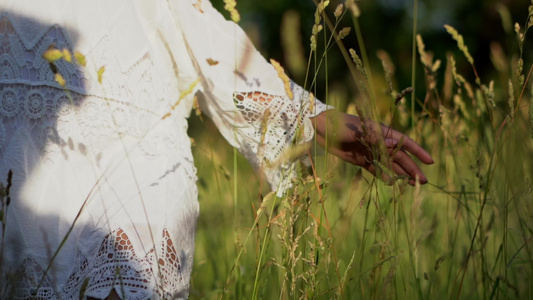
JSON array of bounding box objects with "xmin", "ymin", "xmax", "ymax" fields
[
  {"xmin": 0, "ymin": 10, "xmax": 97, "ymax": 298},
  {"xmin": 0, "ymin": 11, "xmax": 191, "ymax": 299}
]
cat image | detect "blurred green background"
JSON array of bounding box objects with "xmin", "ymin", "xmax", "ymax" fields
[{"xmin": 211, "ymin": 0, "xmax": 532, "ymax": 102}]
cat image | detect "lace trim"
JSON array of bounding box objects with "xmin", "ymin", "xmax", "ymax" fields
[
  {"xmin": 0, "ymin": 16, "xmax": 86, "ymax": 93},
  {"xmin": 232, "ymin": 82, "xmax": 330, "ymax": 192},
  {"xmin": 0, "ymin": 15, "xmax": 181, "ymax": 161},
  {"xmin": 3, "ymin": 228, "xmax": 189, "ymax": 300}
]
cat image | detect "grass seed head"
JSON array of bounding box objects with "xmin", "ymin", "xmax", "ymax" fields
[
  {"xmin": 223, "ymin": 0, "xmax": 240, "ymax": 22},
  {"xmin": 74, "ymin": 51, "xmax": 87, "ymax": 66},
  {"xmin": 334, "ymin": 4, "xmax": 344, "ymax": 19},
  {"xmin": 444, "ymin": 25, "xmax": 474, "ymax": 66},
  {"xmin": 62, "ymin": 49, "xmax": 72, "ymax": 63},
  {"xmin": 516, "ymin": 58, "xmax": 525, "ymax": 88},
  {"xmin": 349, "ymin": 48, "xmax": 367, "ymax": 79},
  {"xmin": 270, "ymin": 59, "xmax": 294, "ymax": 99},
  {"xmin": 378, "ymin": 51, "xmax": 395, "ymax": 97},
  {"xmin": 260, "ymin": 108, "xmax": 271, "ymax": 145},
  {"xmin": 43, "ymin": 47, "xmax": 63, "ymax": 63},
  {"xmin": 97, "ymin": 66, "xmax": 105, "ymax": 84},
  {"xmin": 206, "ymin": 58, "xmax": 219, "ymax": 65},
  {"xmin": 416, "ymin": 34, "xmax": 430, "ymax": 68},
  {"xmin": 308, "ymin": 92, "xmax": 315, "ymax": 113},
  {"xmin": 55, "ymin": 73, "xmax": 66, "ymax": 87},
  {"xmin": 338, "ymin": 27, "xmax": 351, "ymax": 39},
  {"xmin": 508, "ymin": 79, "xmax": 515, "ymax": 116}
]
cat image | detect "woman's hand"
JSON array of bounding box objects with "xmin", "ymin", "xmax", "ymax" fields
[{"xmin": 310, "ymin": 110, "xmax": 434, "ymax": 186}]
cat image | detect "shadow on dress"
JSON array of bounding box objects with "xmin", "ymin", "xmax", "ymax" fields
[{"xmin": 0, "ymin": 11, "xmax": 191, "ymax": 299}]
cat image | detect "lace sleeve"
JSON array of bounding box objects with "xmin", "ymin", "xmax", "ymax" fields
[{"xmin": 172, "ymin": 0, "xmax": 332, "ymax": 193}]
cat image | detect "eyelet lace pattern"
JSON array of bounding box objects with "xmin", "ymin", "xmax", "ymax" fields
[
  {"xmin": 7, "ymin": 229, "xmax": 189, "ymax": 300},
  {"xmin": 0, "ymin": 14, "xmax": 195, "ymax": 299},
  {"xmin": 0, "ymin": 2, "xmax": 329, "ymax": 298}
]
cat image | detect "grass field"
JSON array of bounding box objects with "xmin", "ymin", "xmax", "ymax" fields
[{"xmin": 189, "ymin": 0, "xmax": 533, "ymax": 299}]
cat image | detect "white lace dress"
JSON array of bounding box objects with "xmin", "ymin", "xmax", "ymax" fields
[{"xmin": 0, "ymin": 0, "xmax": 328, "ymax": 298}]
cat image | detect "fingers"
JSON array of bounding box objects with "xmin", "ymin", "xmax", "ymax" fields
[
  {"xmin": 363, "ymin": 159, "xmax": 423, "ymax": 186},
  {"xmin": 315, "ymin": 117, "xmax": 433, "ymax": 186},
  {"xmin": 389, "ymin": 149, "xmax": 428, "ymax": 185},
  {"xmin": 382, "ymin": 127, "xmax": 434, "ymax": 165}
]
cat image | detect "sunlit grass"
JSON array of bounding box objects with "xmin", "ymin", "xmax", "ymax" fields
[
  {"xmin": 189, "ymin": 1, "xmax": 533, "ymax": 299},
  {"xmin": 1, "ymin": 0, "xmax": 530, "ymax": 299}
]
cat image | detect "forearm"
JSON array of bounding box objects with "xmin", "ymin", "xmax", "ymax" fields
[
  {"xmin": 310, "ymin": 109, "xmax": 340, "ymax": 143},
  {"xmin": 310, "ymin": 109, "xmax": 360, "ymax": 149}
]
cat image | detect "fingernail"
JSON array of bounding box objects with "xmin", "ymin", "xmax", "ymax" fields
[{"xmin": 412, "ymin": 175, "xmax": 427, "ymax": 184}]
